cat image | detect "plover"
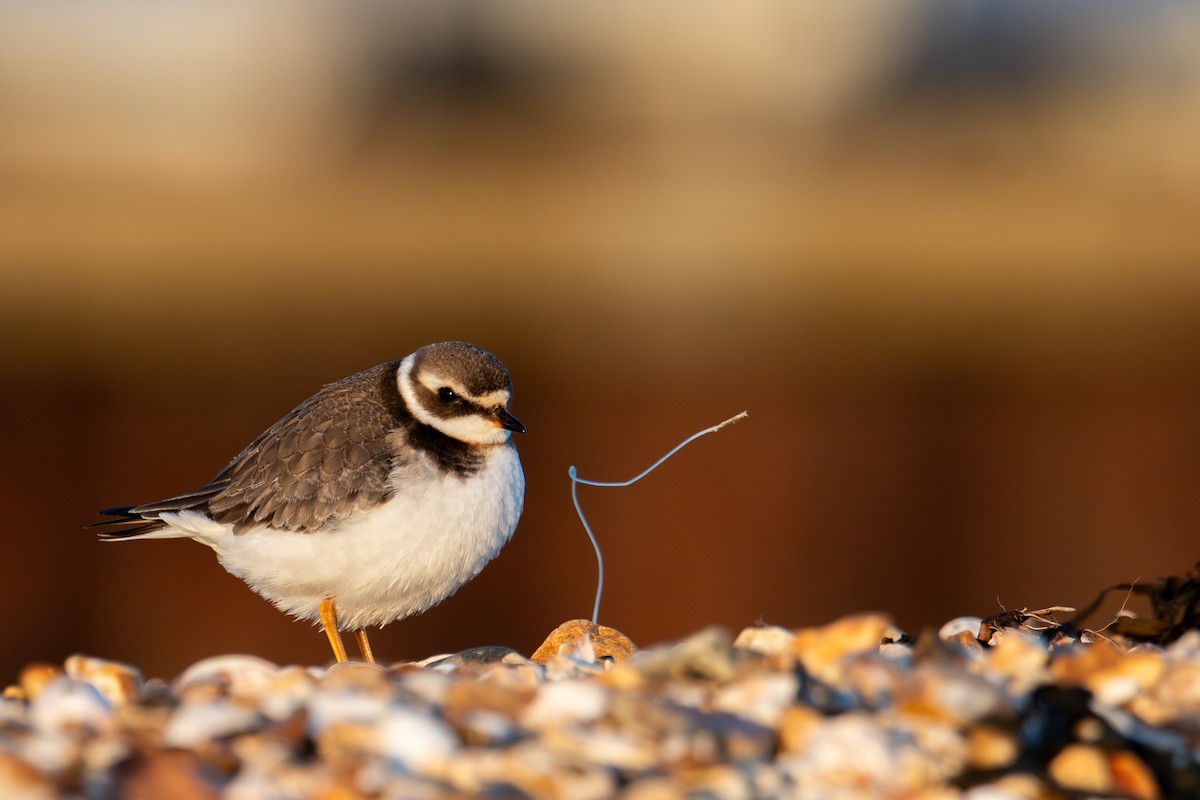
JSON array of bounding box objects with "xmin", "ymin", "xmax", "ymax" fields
[{"xmin": 94, "ymin": 341, "xmax": 525, "ymax": 664}]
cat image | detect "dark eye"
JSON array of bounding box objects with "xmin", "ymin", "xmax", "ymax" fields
[{"xmin": 437, "ymin": 387, "xmax": 458, "ymax": 402}]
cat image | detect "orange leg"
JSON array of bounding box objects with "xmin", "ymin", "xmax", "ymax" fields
[
  {"xmin": 354, "ymin": 629, "xmax": 376, "ymax": 664},
  {"xmin": 319, "ymin": 597, "xmax": 348, "ymax": 663}
]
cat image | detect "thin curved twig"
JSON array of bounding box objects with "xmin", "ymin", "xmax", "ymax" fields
[{"xmin": 568, "ymin": 411, "xmax": 749, "ymax": 623}]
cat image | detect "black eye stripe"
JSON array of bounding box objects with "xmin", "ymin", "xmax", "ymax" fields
[{"xmin": 424, "ymin": 385, "xmax": 479, "ymax": 419}]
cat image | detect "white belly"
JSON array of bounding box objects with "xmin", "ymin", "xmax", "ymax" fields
[{"xmin": 161, "ymin": 445, "xmax": 524, "ymax": 630}]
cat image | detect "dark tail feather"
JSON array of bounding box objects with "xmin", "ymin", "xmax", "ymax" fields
[
  {"xmin": 123, "ymin": 486, "xmax": 221, "ymax": 516},
  {"xmin": 89, "ymin": 507, "xmax": 167, "ymax": 540},
  {"xmin": 89, "ymin": 480, "xmax": 226, "ymax": 540},
  {"xmin": 96, "ymin": 505, "xmax": 138, "ymax": 518}
]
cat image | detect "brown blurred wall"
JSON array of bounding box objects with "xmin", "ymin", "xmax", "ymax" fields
[{"xmin": 2, "ymin": 1, "xmax": 1200, "ymax": 681}]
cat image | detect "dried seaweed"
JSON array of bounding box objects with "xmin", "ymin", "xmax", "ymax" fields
[
  {"xmin": 1070, "ymin": 563, "xmax": 1200, "ymax": 645},
  {"xmin": 978, "ymin": 606, "xmax": 1076, "ymax": 643}
]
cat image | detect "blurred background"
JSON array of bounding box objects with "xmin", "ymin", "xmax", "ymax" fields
[{"xmin": 3, "ymin": 0, "xmax": 1200, "ymax": 681}]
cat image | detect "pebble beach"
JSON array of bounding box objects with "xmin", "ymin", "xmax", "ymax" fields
[{"xmin": 5, "ymin": 576, "xmax": 1200, "ymax": 800}]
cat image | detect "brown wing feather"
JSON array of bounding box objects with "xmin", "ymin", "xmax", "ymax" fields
[
  {"xmin": 93, "ymin": 362, "xmax": 404, "ymax": 537},
  {"xmin": 204, "ymin": 363, "xmax": 402, "ymax": 533}
]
